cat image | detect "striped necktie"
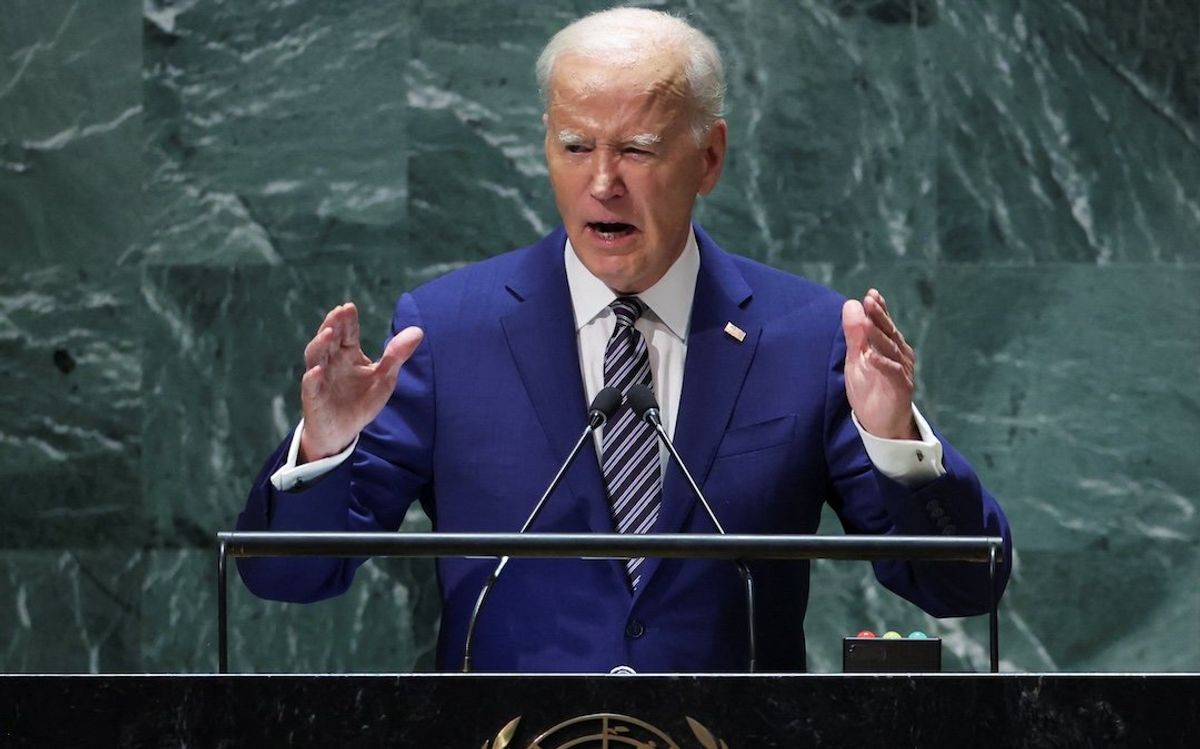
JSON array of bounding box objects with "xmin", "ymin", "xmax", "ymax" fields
[{"xmin": 601, "ymin": 296, "xmax": 662, "ymax": 590}]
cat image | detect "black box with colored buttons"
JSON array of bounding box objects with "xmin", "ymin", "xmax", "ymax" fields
[{"xmin": 842, "ymin": 637, "xmax": 942, "ymax": 672}]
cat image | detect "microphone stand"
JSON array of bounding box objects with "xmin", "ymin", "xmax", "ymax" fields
[
  {"xmin": 461, "ymin": 388, "xmax": 620, "ymax": 672},
  {"xmin": 630, "ymin": 384, "xmax": 758, "ymax": 672}
]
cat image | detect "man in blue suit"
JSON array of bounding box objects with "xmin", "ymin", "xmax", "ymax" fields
[{"xmin": 237, "ymin": 7, "xmax": 1011, "ymax": 672}]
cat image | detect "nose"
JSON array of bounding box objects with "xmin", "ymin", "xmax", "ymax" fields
[{"xmin": 589, "ymin": 150, "xmax": 625, "ymax": 201}]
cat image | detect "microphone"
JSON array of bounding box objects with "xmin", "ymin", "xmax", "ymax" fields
[
  {"xmin": 462, "ymin": 386, "xmax": 623, "ymax": 672},
  {"xmin": 627, "ymin": 384, "xmax": 758, "ymax": 672}
]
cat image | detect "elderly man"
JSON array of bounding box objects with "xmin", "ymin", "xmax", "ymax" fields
[{"xmin": 238, "ymin": 7, "xmax": 1011, "ymax": 672}]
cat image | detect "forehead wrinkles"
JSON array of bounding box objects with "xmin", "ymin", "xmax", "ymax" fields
[
  {"xmin": 578, "ymin": 79, "xmax": 685, "ymax": 109},
  {"xmin": 549, "ymin": 47, "xmax": 691, "ymax": 105}
]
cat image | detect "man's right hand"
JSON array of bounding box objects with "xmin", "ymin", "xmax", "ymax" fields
[{"xmin": 298, "ymin": 302, "xmax": 424, "ymax": 463}]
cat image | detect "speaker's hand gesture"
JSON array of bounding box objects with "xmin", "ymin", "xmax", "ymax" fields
[
  {"xmin": 841, "ymin": 289, "xmax": 918, "ymax": 440},
  {"xmin": 298, "ymin": 303, "xmax": 423, "ymax": 462}
]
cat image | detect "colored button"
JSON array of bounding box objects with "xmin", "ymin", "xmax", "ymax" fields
[
  {"xmin": 625, "ymin": 620, "xmax": 645, "ymax": 639},
  {"xmin": 855, "ymin": 630, "xmax": 876, "ymax": 638},
  {"xmin": 882, "ymin": 631, "xmax": 902, "ymax": 639},
  {"xmin": 908, "ymin": 631, "xmax": 928, "ymax": 639}
]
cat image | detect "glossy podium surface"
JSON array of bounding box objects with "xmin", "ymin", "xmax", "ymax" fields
[{"xmin": 2, "ymin": 674, "xmax": 1197, "ymax": 747}]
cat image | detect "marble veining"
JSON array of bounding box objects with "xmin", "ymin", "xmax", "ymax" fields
[{"xmin": 0, "ymin": 0, "xmax": 1196, "ymax": 674}]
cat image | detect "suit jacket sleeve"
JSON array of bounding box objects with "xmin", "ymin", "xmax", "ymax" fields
[
  {"xmin": 235, "ymin": 292, "xmax": 436, "ymax": 603},
  {"xmin": 822, "ymin": 323, "xmax": 1012, "ymax": 617}
]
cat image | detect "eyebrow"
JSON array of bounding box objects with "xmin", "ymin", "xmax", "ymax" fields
[
  {"xmin": 556, "ymin": 130, "xmax": 586, "ymax": 146},
  {"xmin": 554, "ymin": 130, "xmax": 664, "ymax": 148},
  {"xmin": 629, "ymin": 133, "xmax": 662, "ymax": 148}
]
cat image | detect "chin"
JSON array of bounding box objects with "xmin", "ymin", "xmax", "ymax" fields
[
  {"xmin": 595, "ymin": 270, "xmax": 640, "ymax": 294},
  {"xmin": 576, "ymin": 251, "xmax": 633, "ymax": 283}
]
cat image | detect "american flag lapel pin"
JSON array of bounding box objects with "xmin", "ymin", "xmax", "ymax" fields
[{"xmin": 724, "ymin": 322, "xmax": 746, "ymax": 342}]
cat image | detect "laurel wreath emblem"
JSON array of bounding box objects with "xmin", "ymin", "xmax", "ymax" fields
[{"xmin": 484, "ymin": 713, "xmax": 728, "ymax": 748}]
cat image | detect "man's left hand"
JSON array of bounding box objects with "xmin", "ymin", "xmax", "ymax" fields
[{"xmin": 841, "ymin": 289, "xmax": 919, "ymax": 440}]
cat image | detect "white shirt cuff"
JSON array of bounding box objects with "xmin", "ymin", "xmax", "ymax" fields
[
  {"xmin": 852, "ymin": 405, "xmax": 945, "ymax": 488},
  {"xmin": 268, "ymin": 419, "xmax": 359, "ymax": 492}
]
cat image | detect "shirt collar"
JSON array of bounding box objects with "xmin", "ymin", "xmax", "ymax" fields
[{"xmin": 564, "ymin": 228, "xmax": 699, "ymax": 341}]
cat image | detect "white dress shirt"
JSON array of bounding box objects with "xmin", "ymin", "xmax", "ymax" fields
[
  {"xmin": 565, "ymin": 230, "xmax": 695, "ymax": 451},
  {"xmin": 272, "ymin": 230, "xmax": 945, "ymax": 490}
]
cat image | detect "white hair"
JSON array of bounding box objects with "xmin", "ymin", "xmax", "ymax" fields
[{"xmin": 535, "ymin": 7, "xmax": 726, "ymax": 142}]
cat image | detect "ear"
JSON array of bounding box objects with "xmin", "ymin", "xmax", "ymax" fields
[{"xmin": 697, "ymin": 119, "xmax": 727, "ymax": 196}]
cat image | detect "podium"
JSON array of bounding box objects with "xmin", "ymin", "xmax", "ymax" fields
[
  {"xmin": 3, "ymin": 673, "xmax": 1198, "ymax": 746},
  {"xmin": 3, "ymin": 535, "xmax": 1196, "ymax": 745}
]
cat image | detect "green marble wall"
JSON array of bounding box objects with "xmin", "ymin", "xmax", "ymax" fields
[{"xmin": 1, "ymin": 0, "xmax": 1196, "ymax": 673}]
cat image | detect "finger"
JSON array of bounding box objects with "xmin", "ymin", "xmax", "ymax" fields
[
  {"xmin": 868, "ymin": 288, "xmax": 889, "ymax": 315},
  {"xmin": 863, "ymin": 292, "xmax": 905, "ymax": 345},
  {"xmin": 338, "ymin": 302, "xmax": 361, "ymax": 349},
  {"xmin": 863, "ymin": 323, "xmax": 910, "ymax": 367},
  {"xmin": 314, "ymin": 303, "xmax": 357, "ymax": 347},
  {"xmin": 849, "ymin": 294, "xmax": 913, "ymax": 365},
  {"xmin": 301, "ymin": 363, "xmax": 324, "ymax": 403},
  {"xmin": 308, "ymin": 304, "xmax": 351, "ymax": 365},
  {"xmin": 315, "ymin": 303, "xmax": 348, "ymax": 338},
  {"xmin": 378, "ymin": 326, "xmax": 424, "ymax": 377},
  {"xmin": 867, "ymin": 288, "xmax": 895, "ymax": 322},
  {"xmin": 303, "ymin": 325, "xmax": 337, "ymax": 370},
  {"xmin": 329, "ymin": 307, "xmax": 349, "ymax": 351}
]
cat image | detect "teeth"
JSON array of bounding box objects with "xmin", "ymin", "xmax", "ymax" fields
[{"xmin": 591, "ymin": 222, "xmax": 632, "ymax": 239}]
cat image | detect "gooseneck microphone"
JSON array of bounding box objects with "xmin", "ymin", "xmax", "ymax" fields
[
  {"xmin": 462, "ymin": 386, "xmax": 623, "ymax": 672},
  {"xmin": 626, "ymin": 384, "xmax": 758, "ymax": 672}
]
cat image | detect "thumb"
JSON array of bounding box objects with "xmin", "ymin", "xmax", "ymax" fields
[
  {"xmin": 379, "ymin": 326, "xmax": 424, "ymax": 377},
  {"xmin": 841, "ymin": 299, "xmax": 868, "ymax": 357}
]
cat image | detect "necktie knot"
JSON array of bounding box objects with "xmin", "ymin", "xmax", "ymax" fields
[{"xmin": 609, "ymin": 297, "xmax": 645, "ymax": 329}]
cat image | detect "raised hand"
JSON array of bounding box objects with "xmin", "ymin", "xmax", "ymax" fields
[
  {"xmin": 298, "ymin": 303, "xmax": 424, "ymax": 462},
  {"xmin": 841, "ymin": 289, "xmax": 919, "ymax": 440}
]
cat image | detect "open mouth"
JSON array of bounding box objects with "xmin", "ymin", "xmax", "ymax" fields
[{"xmin": 587, "ymin": 221, "xmax": 637, "ymax": 239}]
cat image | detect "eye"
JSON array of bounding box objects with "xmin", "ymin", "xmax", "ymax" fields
[
  {"xmin": 622, "ymin": 146, "xmax": 657, "ymax": 159},
  {"xmin": 565, "ymin": 144, "xmax": 590, "ymax": 154}
]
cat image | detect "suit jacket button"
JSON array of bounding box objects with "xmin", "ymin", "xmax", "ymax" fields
[{"xmin": 625, "ymin": 620, "xmax": 645, "ymax": 639}]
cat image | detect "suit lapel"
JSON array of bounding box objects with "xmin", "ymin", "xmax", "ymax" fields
[
  {"xmin": 634, "ymin": 226, "xmax": 759, "ymax": 603},
  {"xmin": 500, "ymin": 230, "xmax": 617, "ymax": 539}
]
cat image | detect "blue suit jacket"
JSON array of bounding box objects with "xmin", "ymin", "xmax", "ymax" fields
[{"xmin": 237, "ymin": 225, "xmax": 1012, "ymax": 672}]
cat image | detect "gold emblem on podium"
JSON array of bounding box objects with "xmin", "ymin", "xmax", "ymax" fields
[{"xmin": 484, "ymin": 713, "xmax": 728, "ymax": 748}]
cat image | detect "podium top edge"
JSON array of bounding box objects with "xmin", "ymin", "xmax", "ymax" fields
[{"xmin": 214, "ymin": 532, "xmax": 1004, "ymax": 563}]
